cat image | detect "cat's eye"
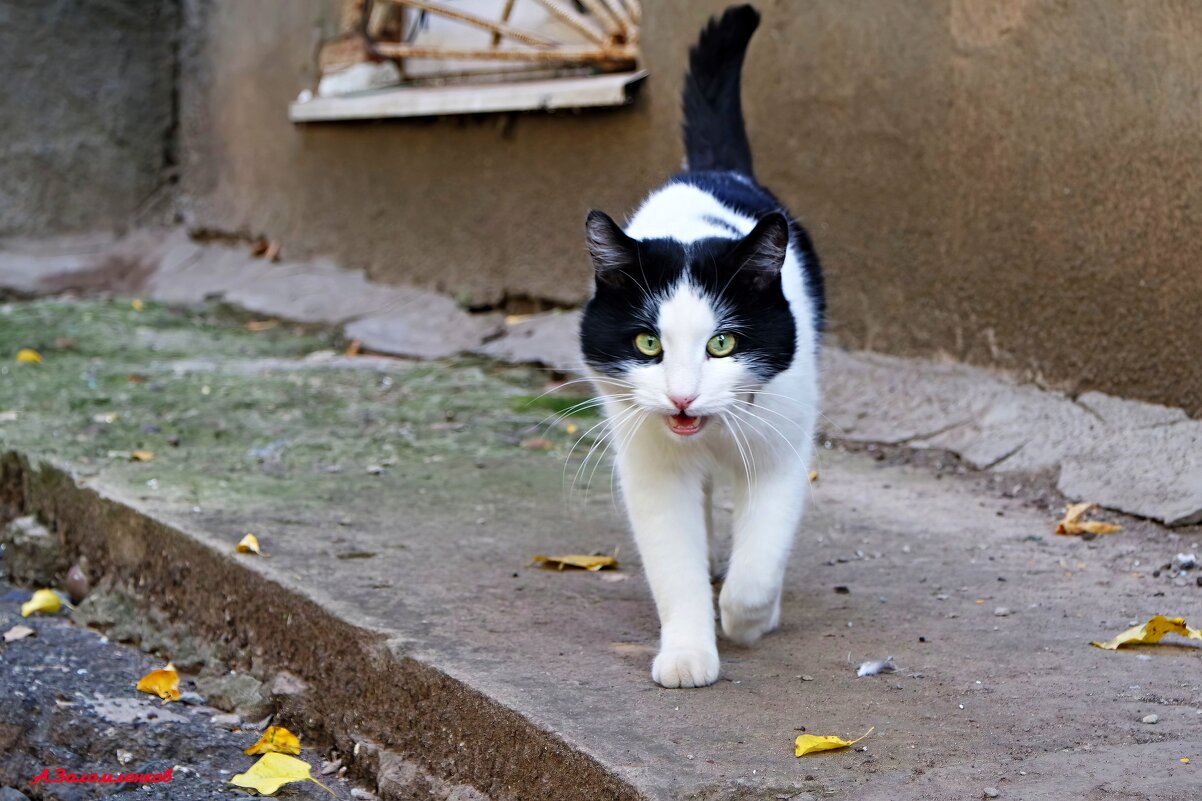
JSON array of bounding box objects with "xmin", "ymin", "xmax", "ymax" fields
[
  {"xmin": 634, "ymin": 332, "xmax": 662, "ymax": 357},
  {"xmin": 706, "ymin": 332, "xmax": 736, "ymax": 357}
]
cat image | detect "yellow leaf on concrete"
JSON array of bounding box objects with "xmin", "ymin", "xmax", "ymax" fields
[
  {"xmin": 236, "ymin": 533, "xmax": 261, "ymax": 555},
  {"xmin": 244, "ymin": 725, "xmax": 301, "ymax": 756},
  {"xmin": 230, "ymin": 753, "xmax": 333, "ymax": 796},
  {"xmin": 4, "ymin": 624, "xmax": 35, "ymax": 642},
  {"xmin": 16, "ymin": 348, "xmax": 42, "ymax": 364},
  {"xmin": 20, "ymin": 589, "xmax": 62, "ymax": 617},
  {"xmin": 795, "ymin": 726, "xmax": 874, "ymax": 757},
  {"xmin": 136, "ymin": 663, "xmax": 181, "ymax": 702},
  {"xmin": 131, "ymin": 450, "xmax": 155, "ymax": 462},
  {"xmin": 1056, "ymin": 502, "xmax": 1121, "ymax": 535},
  {"xmin": 1091, "ymin": 615, "xmax": 1202, "ymax": 650},
  {"xmin": 533, "ymin": 554, "xmax": 617, "ymax": 571}
]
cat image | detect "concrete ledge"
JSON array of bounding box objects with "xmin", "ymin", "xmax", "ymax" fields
[{"xmin": 0, "ymin": 452, "xmax": 641, "ymax": 801}]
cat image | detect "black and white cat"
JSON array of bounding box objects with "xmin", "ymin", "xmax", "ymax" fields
[{"xmin": 579, "ymin": 5, "xmax": 825, "ymax": 688}]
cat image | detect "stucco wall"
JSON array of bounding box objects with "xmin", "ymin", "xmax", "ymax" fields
[
  {"xmin": 177, "ymin": 0, "xmax": 1202, "ymax": 415},
  {"xmin": 0, "ymin": 0, "xmax": 178, "ymax": 236}
]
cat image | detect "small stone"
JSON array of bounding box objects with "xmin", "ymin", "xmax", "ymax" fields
[
  {"xmin": 833, "ymin": 585, "xmax": 850, "ymax": 594},
  {"xmin": 211, "ymin": 713, "xmax": 241, "ymax": 730},
  {"xmin": 177, "ymin": 691, "xmax": 206, "ymax": 705},
  {"xmin": 800, "ymin": 675, "xmax": 814, "ymax": 682},
  {"xmin": 1173, "ymin": 578, "xmax": 1187, "ymax": 588},
  {"xmin": 351, "ymin": 790, "xmax": 377, "ymax": 801},
  {"xmin": 270, "ymin": 670, "xmax": 309, "ymax": 698},
  {"xmin": 993, "ymin": 607, "xmax": 1011, "ymax": 617},
  {"xmin": 65, "ymin": 563, "xmax": 91, "ymax": 604},
  {"xmin": 1141, "ymin": 714, "xmax": 1159, "ymax": 724},
  {"xmin": 116, "ymin": 749, "xmax": 134, "ymax": 765},
  {"xmin": 0, "ymin": 788, "xmax": 32, "ymax": 801},
  {"xmin": 321, "ymin": 759, "xmax": 342, "ymax": 776},
  {"xmin": 1172, "ymin": 553, "xmax": 1197, "ymax": 571},
  {"xmin": 983, "ymin": 788, "xmax": 1000, "ymax": 799}
]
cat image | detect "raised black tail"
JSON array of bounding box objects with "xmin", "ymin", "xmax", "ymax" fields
[{"xmin": 681, "ymin": 4, "xmax": 761, "ymax": 178}]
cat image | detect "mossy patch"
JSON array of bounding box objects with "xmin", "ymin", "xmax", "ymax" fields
[{"xmin": 0, "ymin": 298, "xmax": 602, "ymax": 515}]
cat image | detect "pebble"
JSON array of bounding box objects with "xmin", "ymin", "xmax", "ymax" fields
[
  {"xmin": 178, "ymin": 691, "xmax": 206, "ymax": 705},
  {"xmin": 1141, "ymin": 714, "xmax": 1159, "ymax": 724},
  {"xmin": 211, "ymin": 713, "xmax": 241, "ymax": 730},
  {"xmin": 1172, "ymin": 553, "xmax": 1197, "ymax": 571},
  {"xmin": 351, "ymin": 790, "xmax": 377, "ymax": 801},
  {"xmin": 800, "ymin": 675, "xmax": 814, "ymax": 682},
  {"xmin": 993, "ymin": 607, "xmax": 1011, "ymax": 617},
  {"xmin": 1173, "ymin": 578, "xmax": 1187, "ymax": 588},
  {"xmin": 983, "ymin": 788, "xmax": 1000, "ymax": 799}
]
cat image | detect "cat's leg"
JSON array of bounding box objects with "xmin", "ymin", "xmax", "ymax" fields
[
  {"xmin": 719, "ymin": 456, "xmax": 808, "ymax": 645},
  {"xmin": 619, "ymin": 440, "xmax": 718, "ymax": 688}
]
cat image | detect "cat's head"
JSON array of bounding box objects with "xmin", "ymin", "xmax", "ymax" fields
[{"xmin": 579, "ymin": 210, "xmax": 796, "ymax": 438}]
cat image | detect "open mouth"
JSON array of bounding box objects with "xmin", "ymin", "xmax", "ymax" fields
[{"xmin": 667, "ymin": 413, "xmax": 706, "ymax": 436}]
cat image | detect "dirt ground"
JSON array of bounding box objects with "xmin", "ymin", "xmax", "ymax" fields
[{"xmin": 2, "ymin": 298, "xmax": 1200, "ymax": 800}]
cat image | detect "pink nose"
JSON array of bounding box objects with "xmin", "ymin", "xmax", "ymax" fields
[{"xmin": 670, "ymin": 395, "xmax": 696, "ymax": 412}]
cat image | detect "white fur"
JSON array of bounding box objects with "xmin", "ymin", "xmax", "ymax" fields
[{"xmin": 590, "ymin": 184, "xmax": 819, "ymax": 688}]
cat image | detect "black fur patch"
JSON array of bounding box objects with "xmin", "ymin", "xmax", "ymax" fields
[
  {"xmin": 580, "ymin": 227, "xmax": 796, "ymax": 382},
  {"xmin": 670, "ymin": 170, "xmax": 826, "ymax": 332}
]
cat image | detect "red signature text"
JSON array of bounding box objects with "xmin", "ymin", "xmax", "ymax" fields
[{"xmin": 30, "ymin": 767, "xmax": 173, "ymax": 785}]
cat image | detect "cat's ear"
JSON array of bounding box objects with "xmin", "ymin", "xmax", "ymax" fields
[
  {"xmin": 585, "ymin": 210, "xmax": 635, "ymax": 288},
  {"xmin": 730, "ymin": 212, "xmax": 789, "ymax": 289}
]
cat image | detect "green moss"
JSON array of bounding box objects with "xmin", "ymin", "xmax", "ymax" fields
[{"xmin": 0, "ymin": 298, "xmax": 603, "ymax": 514}]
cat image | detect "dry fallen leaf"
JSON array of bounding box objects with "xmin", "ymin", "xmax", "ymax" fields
[
  {"xmin": 1091, "ymin": 615, "xmax": 1202, "ymax": 650},
  {"xmin": 1056, "ymin": 502, "xmax": 1121, "ymax": 535},
  {"xmin": 533, "ymin": 554, "xmax": 618, "ymax": 571},
  {"xmin": 236, "ymin": 533, "xmax": 261, "ymax": 555},
  {"xmin": 21, "ymin": 589, "xmax": 62, "ymax": 617},
  {"xmin": 344, "ymin": 339, "xmax": 362, "ymax": 357},
  {"xmin": 244, "ymin": 725, "xmax": 301, "ymax": 756},
  {"xmin": 131, "ymin": 450, "xmax": 155, "ymax": 462},
  {"xmin": 230, "ymin": 753, "xmax": 333, "ymax": 796},
  {"xmin": 244, "ymin": 319, "xmax": 280, "ymax": 332},
  {"xmin": 136, "ymin": 663, "xmax": 180, "ymax": 702},
  {"xmin": 16, "ymin": 348, "xmax": 42, "ymax": 364},
  {"xmin": 4, "ymin": 624, "xmax": 35, "ymax": 642},
  {"xmin": 795, "ymin": 726, "xmax": 874, "ymax": 757}
]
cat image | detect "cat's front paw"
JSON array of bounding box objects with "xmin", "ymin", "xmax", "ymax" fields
[
  {"xmin": 651, "ymin": 647, "xmax": 720, "ymax": 688},
  {"xmin": 719, "ymin": 587, "xmax": 781, "ymax": 646}
]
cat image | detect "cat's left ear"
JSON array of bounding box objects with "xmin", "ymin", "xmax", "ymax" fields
[
  {"xmin": 730, "ymin": 212, "xmax": 789, "ymax": 289},
  {"xmin": 585, "ymin": 210, "xmax": 635, "ymax": 288}
]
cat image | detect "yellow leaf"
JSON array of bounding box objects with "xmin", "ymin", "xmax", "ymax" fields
[
  {"xmin": 20, "ymin": 589, "xmax": 62, "ymax": 617},
  {"xmin": 1091, "ymin": 615, "xmax": 1202, "ymax": 650},
  {"xmin": 136, "ymin": 663, "xmax": 181, "ymax": 702},
  {"xmin": 3, "ymin": 624, "xmax": 35, "ymax": 642},
  {"xmin": 131, "ymin": 298, "xmax": 144, "ymax": 311},
  {"xmin": 237, "ymin": 533, "xmax": 261, "ymax": 555},
  {"xmin": 230, "ymin": 753, "xmax": 333, "ymax": 797},
  {"xmin": 16, "ymin": 348, "xmax": 42, "ymax": 364},
  {"xmin": 131, "ymin": 450, "xmax": 155, "ymax": 462},
  {"xmin": 244, "ymin": 725, "xmax": 301, "ymax": 756},
  {"xmin": 1056, "ymin": 502, "xmax": 1121, "ymax": 535},
  {"xmin": 533, "ymin": 554, "xmax": 617, "ymax": 571},
  {"xmin": 795, "ymin": 726, "xmax": 874, "ymax": 757}
]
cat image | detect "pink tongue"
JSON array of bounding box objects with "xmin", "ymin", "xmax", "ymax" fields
[{"xmin": 671, "ymin": 414, "xmax": 698, "ymax": 429}]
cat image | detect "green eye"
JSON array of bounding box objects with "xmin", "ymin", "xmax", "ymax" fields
[
  {"xmin": 706, "ymin": 332, "xmax": 736, "ymax": 357},
  {"xmin": 634, "ymin": 332, "xmax": 662, "ymax": 357}
]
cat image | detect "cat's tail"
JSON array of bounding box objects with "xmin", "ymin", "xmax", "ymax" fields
[{"xmin": 681, "ymin": 4, "xmax": 761, "ymax": 178}]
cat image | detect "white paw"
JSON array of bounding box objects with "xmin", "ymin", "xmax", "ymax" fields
[
  {"xmin": 651, "ymin": 647, "xmax": 720, "ymax": 688},
  {"xmin": 719, "ymin": 587, "xmax": 780, "ymax": 646}
]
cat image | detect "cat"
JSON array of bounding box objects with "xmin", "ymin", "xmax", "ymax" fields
[{"xmin": 578, "ymin": 4, "xmax": 825, "ymax": 688}]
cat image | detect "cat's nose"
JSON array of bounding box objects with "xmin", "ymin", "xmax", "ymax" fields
[{"xmin": 669, "ymin": 395, "xmax": 697, "ymax": 412}]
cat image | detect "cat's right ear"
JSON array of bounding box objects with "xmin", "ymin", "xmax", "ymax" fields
[{"xmin": 585, "ymin": 210, "xmax": 634, "ymax": 288}]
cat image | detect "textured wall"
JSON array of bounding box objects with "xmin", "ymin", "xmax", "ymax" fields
[
  {"xmin": 177, "ymin": 0, "xmax": 1202, "ymax": 415},
  {"xmin": 0, "ymin": 0, "xmax": 179, "ymax": 236}
]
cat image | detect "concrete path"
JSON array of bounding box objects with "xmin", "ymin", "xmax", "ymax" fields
[{"xmin": 2, "ymin": 299, "xmax": 1199, "ymax": 800}]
